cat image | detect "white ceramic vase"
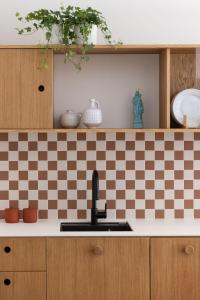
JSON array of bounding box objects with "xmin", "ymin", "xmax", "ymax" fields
[
  {"xmin": 40, "ymin": 25, "xmax": 63, "ymax": 44},
  {"xmin": 60, "ymin": 110, "xmax": 82, "ymax": 128},
  {"xmin": 75, "ymin": 25, "xmax": 98, "ymax": 45},
  {"xmin": 82, "ymin": 99, "xmax": 102, "ymax": 128}
]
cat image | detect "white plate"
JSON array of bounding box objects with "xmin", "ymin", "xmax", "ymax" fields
[{"xmin": 171, "ymin": 89, "xmax": 200, "ymax": 128}]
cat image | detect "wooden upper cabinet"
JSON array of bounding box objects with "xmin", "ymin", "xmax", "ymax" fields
[
  {"xmin": 47, "ymin": 237, "xmax": 150, "ymax": 300},
  {"xmin": 151, "ymin": 237, "xmax": 200, "ymax": 300},
  {"xmin": 0, "ymin": 49, "xmax": 53, "ymax": 129}
]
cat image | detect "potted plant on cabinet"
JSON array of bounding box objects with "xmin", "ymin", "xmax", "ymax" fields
[{"xmin": 16, "ymin": 5, "xmax": 115, "ymax": 69}]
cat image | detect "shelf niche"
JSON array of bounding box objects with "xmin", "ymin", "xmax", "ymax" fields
[
  {"xmin": 54, "ymin": 53, "xmax": 160, "ymax": 129},
  {"xmin": 170, "ymin": 48, "xmax": 200, "ymax": 128}
]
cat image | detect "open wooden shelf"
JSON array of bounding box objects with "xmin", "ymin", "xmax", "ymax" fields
[
  {"xmin": 0, "ymin": 44, "xmax": 200, "ymax": 132},
  {"xmin": 1, "ymin": 128, "xmax": 200, "ymax": 133},
  {"xmin": 1, "ymin": 44, "xmax": 200, "ymax": 53}
]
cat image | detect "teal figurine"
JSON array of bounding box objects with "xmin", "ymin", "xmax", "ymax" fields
[{"xmin": 132, "ymin": 90, "xmax": 144, "ymax": 128}]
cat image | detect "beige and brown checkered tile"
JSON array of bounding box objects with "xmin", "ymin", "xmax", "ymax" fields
[{"xmin": 0, "ymin": 132, "xmax": 200, "ymax": 220}]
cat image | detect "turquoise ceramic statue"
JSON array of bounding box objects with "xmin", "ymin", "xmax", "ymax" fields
[{"xmin": 132, "ymin": 90, "xmax": 144, "ymax": 128}]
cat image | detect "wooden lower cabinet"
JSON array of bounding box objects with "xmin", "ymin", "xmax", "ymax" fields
[
  {"xmin": 47, "ymin": 237, "xmax": 150, "ymax": 300},
  {"xmin": 0, "ymin": 238, "xmax": 46, "ymax": 271},
  {"xmin": 0, "ymin": 272, "xmax": 46, "ymax": 300},
  {"xmin": 151, "ymin": 237, "xmax": 200, "ymax": 300}
]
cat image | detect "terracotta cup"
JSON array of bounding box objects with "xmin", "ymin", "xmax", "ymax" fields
[
  {"xmin": 5, "ymin": 208, "xmax": 19, "ymax": 223},
  {"xmin": 23, "ymin": 208, "xmax": 38, "ymax": 223}
]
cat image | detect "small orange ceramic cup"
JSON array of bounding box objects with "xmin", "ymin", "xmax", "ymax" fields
[
  {"xmin": 5, "ymin": 208, "xmax": 19, "ymax": 223},
  {"xmin": 23, "ymin": 208, "xmax": 38, "ymax": 223}
]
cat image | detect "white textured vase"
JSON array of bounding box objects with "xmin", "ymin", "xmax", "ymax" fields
[
  {"xmin": 75, "ymin": 25, "xmax": 98, "ymax": 45},
  {"xmin": 40, "ymin": 25, "xmax": 63, "ymax": 44},
  {"xmin": 82, "ymin": 99, "xmax": 102, "ymax": 128},
  {"xmin": 50, "ymin": 25, "xmax": 63, "ymax": 44}
]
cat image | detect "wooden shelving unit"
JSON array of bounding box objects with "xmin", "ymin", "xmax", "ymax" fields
[{"xmin": 0, "ymin": 44, "xmax": 200, "ymax": 132}]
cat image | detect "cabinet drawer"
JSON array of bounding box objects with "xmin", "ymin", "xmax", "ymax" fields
[
  {"xmin": 0, "ymin": 238, "xmax": 46, "ymax": 271},
  {"xmin": 0, "ymin": 272, "xmax": 46, "ymax": 300}
]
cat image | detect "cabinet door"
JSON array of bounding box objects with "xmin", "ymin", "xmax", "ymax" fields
[
  {"xmin": 47, "ymin": 237, "xmax": 149, "ymax": 300},
  {"xmin": 0, "ymin": 238, "xmax": 46, "ymax": 271},
  {"xmin": 151, "ymin": 238, "xmax": 200, "ymax": 300},
  {"xmin": 0, "ymin": 272, "xmax": 46, "ymax": 300},
  {"xmin": 0, "ymin": 49, "xmax": 53, "ymax": 129}
]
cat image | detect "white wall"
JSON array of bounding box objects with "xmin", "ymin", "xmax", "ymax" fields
[{"xmin": 1, "ymin": 0, "xmax": 200, "ymax": 44}]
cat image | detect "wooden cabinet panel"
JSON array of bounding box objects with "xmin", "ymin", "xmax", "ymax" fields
[
  {"xmin": 47, "ymin": 237, "xmax": 149, "ymax": 300},
  {"xmin": 0, "ymin": 49, "xmax": 53, "ymax": 129},
  {"xmin": 0, "ymin": 238, "xmax": 46, "ymax": 271},
  {"xmin": 159, "ymin": 48, "xmax": 170, "ymax": 128},
  {"xmin": 104, "ymin": 238, "xmax": 149, "ymax": 300},
  {"xmin": 0, "ymin": 272, "xmax": 46, "ymax": 300},
  {"xmin": 0, "ymin": 50, "xmax": 21, "ymax": 128},
  {"xmin": 20, "ymin": 49, "xmax": 53, "ymax": 128},
  {"xmin": 151, "ymin": 237, "xmax": 200, "ymax": 300}
]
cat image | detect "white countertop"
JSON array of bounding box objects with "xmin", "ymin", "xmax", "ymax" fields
[{"xmin": 1, "ymin": 219, "xmax": 200, "ymax": 237}]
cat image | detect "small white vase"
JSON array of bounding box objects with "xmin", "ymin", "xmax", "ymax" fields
[
  {"xmin": 82, "ymin": 99, "xmax": 102, "ymax": 128},
  {"xmin": 60, "ymin": 110, "xmax": 82, "ymax": 128},
  {"xmin": 75, "ymin": 25, "xmax": 98, "ymax": 45}
]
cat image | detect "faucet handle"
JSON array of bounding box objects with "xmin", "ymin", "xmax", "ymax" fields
[{"xmin": 96, "ymin": 203, "xmax": 107, "ymax": 219}]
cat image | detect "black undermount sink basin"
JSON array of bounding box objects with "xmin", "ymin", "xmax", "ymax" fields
[{"xmin": 60, "ymin": 222, "xmax": 132, "ymax": 232}]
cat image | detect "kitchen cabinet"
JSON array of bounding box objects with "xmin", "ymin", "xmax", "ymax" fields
[
  {"xmin": 0, "ymin": 272, "xmax": 46, "ymax": 300},
  {"xmin": 0, "ymin": 48, "xmax": 53, "ymax": 129},
  {"xmin": 0, "ymin": 237, "xmax": 46, "ymax": 300},
  {"xmin": 47, "ymin": 237, "xmax": 150, "ymax": 300},
  {"xmin": 0, "ymin": 237, "xmax": 46, "ymax": 271},
  {"xmin": 2, "ymin": 235, "xmax": 200, "ymax": 300},
  {"xmin": 151, "ymin": 237, "xmax": 200, "ymax": 300}
]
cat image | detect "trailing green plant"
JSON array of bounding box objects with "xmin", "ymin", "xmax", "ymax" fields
[{"xmin": 16, "ymin": 5, "xmax": 117, "ymax": 70}]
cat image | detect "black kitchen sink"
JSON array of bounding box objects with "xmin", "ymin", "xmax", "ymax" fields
[{"xmin": 60, "ymin": 222, "xmax": 132, "ymax": 232}]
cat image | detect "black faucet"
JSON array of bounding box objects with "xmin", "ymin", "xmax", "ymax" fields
[{"xmin": 91, "ymin": 170, "xmax": 107, "ymax": 225}]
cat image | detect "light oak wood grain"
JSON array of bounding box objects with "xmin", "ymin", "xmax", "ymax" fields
[
  {"xmin": 0, "ymin": 238, "xmax": 46, "ymax": 271},
  {"xmin": 1, "ymin": 44, "xmax": 200, "ymax": 53},
  {"xmin": 0, "ymin": 49, "xmax": 53, "ymax": 129},
  {"xmin": 47, "ymin": 237, "xmax": 150, "ymax": 300},
  {"xmin": 0, "ymin": 272, "xmax": 46, "ymax": 300},
  {"xmin": 20, "ymin": 49, "xmax": 53, "ymax": 128},
  {"xmin": 0, "ymin": 50, "xmax": 21, "ymax": 128},
  {"xmin": 151, "ymin": 238, "xmax": 200, "ymax": 300},
  {"xmin": 159, "ymin": 48, "xmax": 170, "ymax": 128},
  {"xmin": 1, "ymin": 127, "xmax": 200, "ymax": 133}
]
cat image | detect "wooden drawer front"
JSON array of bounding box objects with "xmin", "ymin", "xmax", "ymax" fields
[
  {"xmin": 151, "ymin": 238, "xmax": 200, "ymax": 300},
  {"xmin": 0, "ymin": 238, "xmax": 46, "ymax": 271},
  {"xmin": 0, "ymin": 272, "xmax": 46, "ymax": 300}
]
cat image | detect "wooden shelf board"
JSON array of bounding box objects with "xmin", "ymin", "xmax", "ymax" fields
[
  {"xmin": 1, "ymin": 44, "xmax": 200, "ymax": 54},
  {"xmin": 0, "ymin": 128, "xmax": 200, "ymax": 133}
]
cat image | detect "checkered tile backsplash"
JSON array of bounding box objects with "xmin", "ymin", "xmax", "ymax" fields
[{"xmin": 0, "ymin": 131, "xmax": 200, "ymax": 220}]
